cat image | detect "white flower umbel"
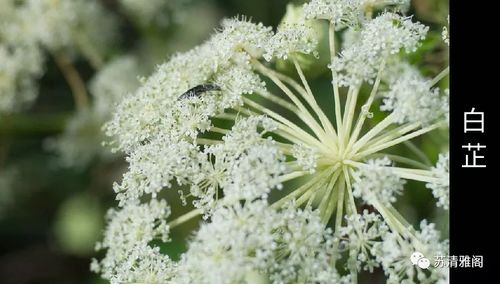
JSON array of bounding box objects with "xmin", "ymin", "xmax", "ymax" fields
[
  {"xmin": 115, "ymin": 116, "xmax": 285, "ymax": 213},
  {"xmin": 0, "ymin": 0, "xmax": 44, "ymax": 114},
  {"xmin": 373, "ymin": 220, "xmax": 449, "ymax": 284},
  {"xmin": 95, "ymin": 4, "xmax": 449, "ymax": 283},
  {"xmin": 115, "ymin": 136, "xmax": 205, "ymax": 205},
  {"xmin": 292, "ymin": 143, "xmax": 319, "ymax": 174},
  {"xmin": 264, "ymin": 4, "xmax": 319, "ymax": 62},
  {"xmin": 303, "ymin": 0, "xmax": 362, "ymax": 28},
  {"xmin": 18, "ymin": 0, "xmax": 117, "ymax": 55},
  {"xmin": 0, "ymin": 43, "xmax": 44, "ymax": 114},
  {"xmin": 426, "ymin": 152, "xmax": 449, "ymax": 210},
  {"xmin": 337, "ymin": 210, "xmax": 388, "ymax": 274},
  {"xmin": 442, "ymin": 15, "xmax": 450, "ymax": 46},
  {"xmin": 381, "ymin": 72, "xmax": 448, "ymax": 125},
  {"xmin": 352, "ymin": 157, "xmax": 406, "ymax": 206},
  {"xmin": 303, "ymin": 0, "xmax": 409, "ymax": 28},
  {"xmin": 1, "ymin": 0, "xmax": 118, "ymax": 114},
  {"xmin": 92, "ymin": 200, "xmax": 173, "ymax": 283},
  {"xmin": 175, "ymin": 201, "xmax": 340, "ymax": 284},
  {"xmin": 331, "ymin": 12, "xmax": 428, "ymax": 87}
]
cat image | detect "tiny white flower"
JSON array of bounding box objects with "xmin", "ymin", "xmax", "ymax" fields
[
  {"xmin": 442, "ymin": 15, "xmax": 450, "ymax": 46},
  {"xmin": 331, "ymin": 12, "xmax": 428, "ymax": 87},
  {"xmin": 264, "ymin": 4, "xmax": 319, "ymax": 61},
  {"xmin": 337, "ymin": 210, "xmax": 389, "ymax": 272},
  {"xmin": 352, "ymin": 157, "xmax": 406, "ymax": 206},
  {"xmin": 292, "ymin": 143, "xmax": 318, "ymax": 173},
  {"xmin": 17, "ymin": 0, "xmax": 117, "ymax": 52},
  {"xmin": 0, "ymin": 43, "xmax": 43, "ymax": 113},
  {"xmin": 427, "ymin": 152, "xmax": 449, "ymax": 210},
  {"xmin": 303, "ymin": 0, "xmax": 364, "ymax": 28},
  {"xmin": 175, "ymin": 201, "xmax": 340, "ymax": 284},
  {"xmin": 381, "ymin": 72, "xmax": 448, "ymax": 125},
  {"xmin": 373, "ymin": 220, "xmax": 449, "ymax": 283},
  {"xmin": 93, "ymin": 200, "xmax": 174, "ymax": 283}
]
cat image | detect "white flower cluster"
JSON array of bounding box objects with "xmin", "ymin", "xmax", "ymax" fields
[
  {"xmin": 352, "ymin": 157, "xmax": 406, "ymax": 206},
  {"xmin": 115, "ymin": 116, "xmax": 285, "ymax": 213},
  {"xmin": 380, "ymin": 60, "xmax": 421, "ymax": 84},
  {"xmin": 373, "ymin": 220, "xmax": 449, "ymax": 283},
  {"xmin": 331, "ymin": 12, "xmax": 428, "ymax": 87},
  {"xmin": 304, "ymin": 0, "xmax": 410, "ymax": 29},
  {"xmin": 0, "ymin": 43, "xmax": 43, "ymax": 113},
  {"xmin": 337, "ymin": 210, "xmax": 389, "ymax": 272},
  {"xmin": 15, "ymin": 0, "xmax": 117, "ymax": 52},
  {"xmin": 427, "ymin": 152, "xmax": 449, "ymax": 210},
  {"xmin": 91, "ymin": 199, "xmax": 174, "ymax": 284},
  {"xmin": 304, "ymin": 0, "xmax": 363, "ymax": 28},
  {"xmin": 104, "ymin": 19, "xmax": 271, "ymax": 153},
  {"xmin": 94, "ymin": 2, "xmax": 449, "ymax": 283},
  {"xmin": 0, "ymin": 0, "xmax": 117, "ymax": 114},
  {"xmin": 292, "ymin": 143, "xmax": 318, "ymax": 173},
  {"xmin": 442, "ymin": 15, "xmax": 450, "ymax": 46},
  {"xmin": 337, "ymin": 212, "xmax": 449, "ymax": 283},
  {"xmin": 381, "ymin": 71, "xmax": 448, "ymax": 125},
  {"xmin": 0, "ymin": 0, "xmax": 44, "ymax": 113},
  {"xmin": 175, "ymin": 201, "xmax": 339, "ymax": 284},
  {"xmin": 264, "ymin": 4, "xmax": 319, "ymax": 61}
]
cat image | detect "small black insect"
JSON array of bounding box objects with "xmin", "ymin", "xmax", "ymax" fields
[{"xmin": 178, "ymin": 84, "xmax": 221, "ymax": 100}]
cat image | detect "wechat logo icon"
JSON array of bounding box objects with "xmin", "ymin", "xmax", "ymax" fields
[{"xmin": 410, "ymin": 252, "xmax": 430, "ymax": 269}]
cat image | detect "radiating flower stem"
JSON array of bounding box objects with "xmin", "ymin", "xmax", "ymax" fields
[
  {"xmin": 168, "ymin": 208, "xmax": 202, "ymax": 228},
  {"xmin": 347, "ymin": 61, "xmax": 385, "ymax": 149},
  {"xmin": 329, "ymin": 23, "xmax": 343, "ymax": 137},
  {"xmin": 430, "ymin": 66, "xmax": 449, "ymax": 86},
  {"xmin": 354, "ymin": 121, "xmax": 445, "ymax": 159}
]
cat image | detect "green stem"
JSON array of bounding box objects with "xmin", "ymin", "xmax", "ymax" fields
[
  {"xmin": 348, "ymin": 113, "xmax": 395, "ymax": 156},
  {"xmin": 347, "ymin": 61, "xmax": 385, "ymax": 151},
  {"xmin": 293, "ymin": 59, "xmax": 338, "ymax": 142},
  {"xmin": 359, "ymin": 123, "xmax": 420, "ymax": 153},
  {"xmin": 168, "ymin": 209, "xmax": 202, "ymax": 228},
  {"xmin": 367, "ymin": 153, "xmax": 429, "ymax": 169},
  {"xmin": 329, "ymin": 23, "xmax": 343, "ymax": 137},
  {"xmin": 403, "ymin": 141, "xmax": 433, "ymax": 166},
  {"xmin": 252, "ymin": 60, "xmax": 330, "ymax": 145},
  {"xmin": 241, "ymin": 99, "xmax": 328, "ymax": 153},
  {"xmin": 272, "ymin": 165, "xmax": 338, "ymax": 209},
  {"xmin": 319, "ymin": 171, "xmax": 342, "ymax": 224},
  {"xmin": 354, "ymin": 121, "xmax": 444, "ymax": 159},
  {"xmin": 430, "ymin": 66, "xmax": 449, "ymax": 86}
]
